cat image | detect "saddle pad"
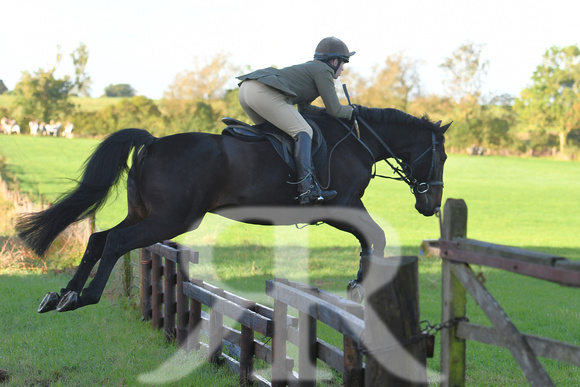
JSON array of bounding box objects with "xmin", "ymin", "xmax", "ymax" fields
[{"xmin": 221, "ymin": 117, "xmax": 327, "ymax": 172}]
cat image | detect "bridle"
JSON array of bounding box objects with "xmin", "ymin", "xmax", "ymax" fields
[
  {"xmin": 331, "ymin": 115, "xmax": 444, "ymax": 195},
  {"xmin": 378, "ymin": 129, "xmax": 444, "ymax": 195}
]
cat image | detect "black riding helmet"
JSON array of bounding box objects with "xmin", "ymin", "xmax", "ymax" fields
[{"xmin": 313, "ymin": 37, "xmax": 355, "ymax": 72}]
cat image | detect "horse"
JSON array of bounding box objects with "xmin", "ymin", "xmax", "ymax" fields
[{"xmin": 16, "ymin": 106, "xmax": 450, "ymax": 312}]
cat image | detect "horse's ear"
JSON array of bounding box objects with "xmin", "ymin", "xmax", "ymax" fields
[
  {"xmin": 439, "ymin": 122, "xmax": 452, "ymax": 134},
  {"xmin": 434, "ymin": 120, "xmax": 442, "ymax": 127}
]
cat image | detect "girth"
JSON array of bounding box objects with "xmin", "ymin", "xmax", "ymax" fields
[{"xmin": 221, "ymin": 117, "xmax": 328, "ymax": 172}]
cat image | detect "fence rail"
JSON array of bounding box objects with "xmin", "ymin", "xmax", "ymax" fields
[
  {"xmin": 433, "ymin": 198, "xmax": 580, "ymax": 387},
  {"xmin": 137, "ymin": 241, "xmax": 427, "ymax": 386}
]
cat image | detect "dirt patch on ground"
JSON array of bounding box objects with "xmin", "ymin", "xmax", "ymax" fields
[{"xmin": 0, "ymin": 368, "xmax": 10, "ymax": 383}]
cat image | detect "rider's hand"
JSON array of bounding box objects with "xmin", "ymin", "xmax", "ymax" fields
[{"xmin": 351, "ymin": 104, "xmax": 360, "ymax": 120}]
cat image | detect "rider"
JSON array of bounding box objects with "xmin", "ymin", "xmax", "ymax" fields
[{"xmin": 237, "ymin": 37, "xmax": 356, "ymax": 205}]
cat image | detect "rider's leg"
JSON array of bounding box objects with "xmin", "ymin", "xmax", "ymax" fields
[
  {"xmin": 293, "ymin": 131, "xmax": 337, "ymax": 204},
  {"xmin": 238, "ymin": 80, "xmax": 311, "ymax": 137},
  {"xmin": 238, "ymin": 80, "xmax": 268, "ymax": 125},
  {"xmin": 237, "ymin": 80, "xmax": 337, "ymax": 204}
]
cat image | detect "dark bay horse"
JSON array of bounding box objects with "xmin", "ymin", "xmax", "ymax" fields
[{"xmin": 16, "ymin": 106, "xmax": 450, "ymax": 312}]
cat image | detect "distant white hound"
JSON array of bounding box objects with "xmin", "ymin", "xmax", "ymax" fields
[
  {"xmin": 1, "ymin": 117, "xmax": 20, "ymax": 135},
  {"xmin": 63, "ymin": 121, "xmax": 74, "ymax": 138},
  {"xmin": 29, "ymin": 120, "xmax": 40, "ymax": 136}
]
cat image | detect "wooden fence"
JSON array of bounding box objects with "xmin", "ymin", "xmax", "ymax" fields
[
  {"xmin": 422, "ymin": 198, "xmax": 580, "ymax": 387},
  {"xmin": 137, "ymin": 241, "xmax": 428, "ymax": 386}
]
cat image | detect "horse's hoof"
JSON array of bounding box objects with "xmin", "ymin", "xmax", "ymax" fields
[
  {"xmin": 56, "ymin": 291, "xmax": 78, "ymax": 312},
  {"xmin": 38, "ymin": 292, "xmax": 61, "ymax": 313},
  {"xmin": 347, "ymin": 280, "xmax": 364, "ymax": 304}
]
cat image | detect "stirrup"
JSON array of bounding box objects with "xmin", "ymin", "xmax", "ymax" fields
[{"xmin": 297, "ymin": 185, "xmax": 337, "ymax": 205}]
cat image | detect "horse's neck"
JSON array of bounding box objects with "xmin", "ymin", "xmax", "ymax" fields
[{"xmin": 361, "ymin": 122, "xmax": 420, "ymax": 161}]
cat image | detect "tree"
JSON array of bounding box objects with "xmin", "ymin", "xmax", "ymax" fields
[
  {"xmin": 440, "ymin": 42, "xmax": 493, "ymax": 149},
  {"xmin": 70, "ymin": 42, "xmax": 92, "ymax": 97},
  {"xmin": 104, "ymin": 84, "xmax": 136, "ymax": 97},
  {"xmin": 0, "ymin": 80, "xmax": 7, "ymax": 94},
  {"xmin": 162, "ymin": 53, "xmax": 236, "ymax": 134},
  {"xmin": 164, "ymin": 52, "xmax": 236, "ymax": 100},
  {"xmin": 352, "ymin": 53, "xmax": 422, "ymax": 110},
  {"xmin": 12, "ymin": 48, "xmax": 74, "ymax": 122},
  {"xmin": 440, "ymin": 41, "xmax": 489, "ymax": 103},
  {"xmin": 222, "ymin": 88, "xmax": 249, "ymax": 122},
  {"xmin": 161, "ymin": 98, "xmax": 222, "ymax": 134},
  {"xmin": 514, "ymin": 45, "xmax": 580, "ymax": 153},
  {"xmin": 89, "ymin": 96, "xmax": 164, "ymax": 136}
]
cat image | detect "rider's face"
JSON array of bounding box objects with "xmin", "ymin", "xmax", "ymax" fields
[{"xmin": 333, "ymin": 60, "xmax": 345, "ymax": 79}]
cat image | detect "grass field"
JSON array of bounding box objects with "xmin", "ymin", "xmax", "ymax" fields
[{"xmin": 1, "ymin": 134, "xmax": 579, "ymax": 385}]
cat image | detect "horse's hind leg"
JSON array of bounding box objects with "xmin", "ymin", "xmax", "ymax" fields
[
  {"xmin": 57, "ymin": 216, "xmax": 189, "ymax": 312},
  {"xmin": 65, "ymin": 231, "xmax": 110, "ymax": 293},
  {"xmin": 37, "ymin": 231, "xmax": 112, "ymax": 313}
]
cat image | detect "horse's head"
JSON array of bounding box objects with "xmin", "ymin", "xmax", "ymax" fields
[
  {"xmin": 354, "ymin": 107, "xmax": 451, "ymax": 217},
  {"xmin": 405, "ymin": 121, "xmax": 451, "ymax": 216}
]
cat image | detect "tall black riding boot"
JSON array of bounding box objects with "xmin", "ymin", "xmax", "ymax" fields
[{"xmin": 294, "ymin": 132, "xmax": 337, "ymax": 205}]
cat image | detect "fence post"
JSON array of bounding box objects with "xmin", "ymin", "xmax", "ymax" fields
[
  {"xmin": 88, "ymin": 213, "xmax": 96, "ymax": 234},
  {"xmin": 188, "ymin": 279, "xmax": 203, "ymax": 352},
  {"xmin": 272, "ymin": 278, "xmax": 289, "ymax": 387},
  {"xmin": 344, "ymin": 304, "xmax": 364, "ymax": 386},
  {"xmin": 176, "ymin": 249, "xmax": 190, "ymax": 349},
  {"xmin": 239, "ymin": 300, "xmax": 256, "ymax": 387},
  {"xmin": 140, "ymin": 248, "xmax": 152, "ymax": 321},
  {"xmin": 164, "ymin": 257, "xmax": 177, "ymax": 341},
  {"xmin": 151, "ymin": 252, "xmax": 164, "ymax": 330},
  {"xmin": 208, "ymin": 287, "xmax": 225, "ymax": 364},
  {"xmin": 122, "ymin": 252, "xmax": 133, "ymax": 297},
  {"xmin": 364, "ymin": 255, "xmax": 427, "ymax": 386},
  {"xmin": 299, "ymin": 307, "xmax": 317, "ymax": 386},
  {"xmin": 440, "ymin": 198, "xmax": 468, "ymax": 387}
]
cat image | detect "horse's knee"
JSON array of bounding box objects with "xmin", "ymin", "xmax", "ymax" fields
[
  {"xmin": 87, "ymin": 231, "xmax": 108, "ymax": 252},
  {"xmin": 371, "ymin": 229, "xmax": 386, "ymax": 254}
]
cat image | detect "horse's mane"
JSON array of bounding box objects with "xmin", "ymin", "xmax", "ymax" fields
[{"xmin": 358, "ymin": 106, "xmax": 436, "ymax": 131}]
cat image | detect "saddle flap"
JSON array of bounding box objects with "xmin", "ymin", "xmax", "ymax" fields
[
  {"xmin": 221, "ymin": 116, "xmax": 327, "ymax": 172},
  {"xmin": 222, "ymin": 117, "xmax": 253, "ymax": 128}
]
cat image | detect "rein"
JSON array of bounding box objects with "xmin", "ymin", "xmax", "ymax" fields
[{"xmin": 332, "ymin": 115, "xmax": 443, "ymax": 194}]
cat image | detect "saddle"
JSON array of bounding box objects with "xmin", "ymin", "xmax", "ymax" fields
[{"xmin": 221, "ymin": 116, "xmax": 328, "ymax": 172}]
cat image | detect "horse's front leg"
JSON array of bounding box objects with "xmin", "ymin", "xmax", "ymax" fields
[
  {"xmin": 351, "ymin": 214, "xmax": 385, "ymax": 303},
  {"xmin": 325, "ymin": 204, "xmax": 386, "ymax": 303}
]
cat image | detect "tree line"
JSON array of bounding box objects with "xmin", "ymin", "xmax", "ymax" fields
[{"xmin": 1, "ymin": 42, "xmax": 579, "ymax": 157}]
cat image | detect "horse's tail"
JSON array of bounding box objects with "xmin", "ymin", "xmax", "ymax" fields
[{"xmin": 16, "ymin": 128, "xmax": 157, "ymax": 256}]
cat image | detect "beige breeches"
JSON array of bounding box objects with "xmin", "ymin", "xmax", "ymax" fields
[{"xmin": 238, "ymin": 80, "xmax": 313, "ymax": 138}]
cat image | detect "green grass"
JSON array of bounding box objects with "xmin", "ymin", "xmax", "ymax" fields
[
  {"xmin": 1, "ymin": 135, "xmax": 579, "ymax": 385},
  {"xmin": 0, "ymin": 135, "xmax": 127, "ymax": 229},
  {"xmin": 0, "ymin": 273, "xmax": 238, "ymax": 386}
]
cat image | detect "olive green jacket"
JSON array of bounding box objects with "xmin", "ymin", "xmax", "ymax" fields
[{"xmin": 237, "ymin": 60, "xmax": 353, "ymax": 120}]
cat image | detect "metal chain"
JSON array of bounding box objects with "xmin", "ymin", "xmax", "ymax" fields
[
  {"xmin": 435, "ymin": 207, "xmax": 443, "ymax": 238},
  {"xmin": 421, "ymin": 316, "xmax": 469, "ymax": 337},
  {"xmin": 360, "ymin": 316, "xmax": 469, "ymax": 357}
]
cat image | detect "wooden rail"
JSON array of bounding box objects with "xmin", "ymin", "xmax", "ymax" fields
[
  {"xmin": 434, "ymin": 198, "xmax": 580, "ymax": 387},
  {"xmin": 138, "ymin": 241, "xmax": 428, "ymax": 386},
  {"xmin": 139, "ymin": 240, "xmax": 199, "ymax": 345}
]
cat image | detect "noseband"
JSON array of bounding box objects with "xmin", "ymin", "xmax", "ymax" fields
[
  {"xmin": 345, "ymin": 116, "xmax": 444, "ymax": 195},
  {"xmin": 404, "ymin": 131, "xmax": 444, "ymax": 194}
]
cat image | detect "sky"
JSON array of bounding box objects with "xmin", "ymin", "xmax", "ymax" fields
[{"xmin": 2, "ymin": 0, "xmax": 579, "ymax": 100}]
